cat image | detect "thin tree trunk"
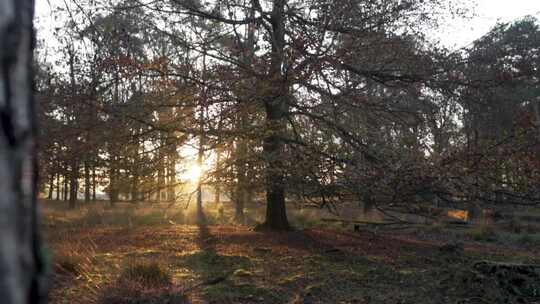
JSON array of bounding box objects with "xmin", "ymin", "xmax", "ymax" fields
[
  {"xmin": 63, "ymin": 174, "xmax": 68, "ymax": 201},
  {"xmin": 68, "ymin": 43, "xmax": 78, "ymax": 209},
  {"xmin": 109, "ymin": 163, "xmax": 118, "ymax": 206},
  {"xmin": 235, "ymin": 141, "xmax": 247, "ymax": 223},
  {"xmin": 56, "ymin": 171, "xmax": 61, "ymax": 200},
  {"xmin": 196, "ymin": 52, "xmax": 207, "ymax": 224},
  {"xmin": 60, "ymin": 175, "xmax": 64, "ymax": 201},
  {"xmin": 196, "ymin": 138, "xmax": 204, "ymax": 223},
  {"xmin": 92, "ymin": 165, "xmax": 96, "ymax": 201},
  {"xmin": 233, "ymin": 3, "xmax": 257, "ymax": 224},
  {"xmin": 0, "ymin": 0, "xmax": 47, "ymax": 300},
  {"xmin": 131, "ymin": 130, "xmax": 140, "ymax": 203},
  {"xmin": 214, "ymin": 144, "xmax": 221, "ymax": 206},
  {"xmin": 157, "ymin": 146, "xmax": 164, "ymax": 202},
  {"xmin": 69, "ymin": 162, "xmax": 78, "ymax": 209},
  {"xmin": 84, "ymin": 160, "xmax": 90, "ymax": 202},
  {"xmin": 47, "ymin": 174, "xmax": 54, "ymax": 200},
  {"xmin": 167, "ymin": 155, "xmax": 176, "ymax": 201}
]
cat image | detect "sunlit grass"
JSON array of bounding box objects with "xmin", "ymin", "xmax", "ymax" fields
[{"xmin": 119, "ymin": 260, "xmax": 172, "ymax": 287}]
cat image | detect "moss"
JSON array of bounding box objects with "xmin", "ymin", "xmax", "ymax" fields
[
  {"xmin": 99, "ymin": 283, "xmax": 186, "ymax": 304},
  {"xmin": 203, "ymin": 282, "xmax": 285, "ymax": 304},
  {"xmin": 176, "ymin": 251, "xmax": 252, "ymax": 280}
]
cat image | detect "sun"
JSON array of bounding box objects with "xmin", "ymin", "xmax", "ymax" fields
[{"xmin": 182, "ymin": 164, "xmax": 203, "ymax": 183}]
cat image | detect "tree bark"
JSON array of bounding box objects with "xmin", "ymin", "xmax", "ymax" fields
[
  {"xmin": 157, "ymin": 146, "xmax": 164, "ymax": 202},
  {"xmin": 47, "ymin": 174, "xmax": 54, "ymax": 200},
  {"xmin": 0, "ymin": 0, "xmax": 47, "ymax": 301},
  {"xmin": 55, "ymin": 171, "xmax": 60, "ymax": 200},
  {"xmin": 67, "ymin": 41, "xmax": 78, "ymax": 209},
  {"xmin": 63, "ymin": 173, "xmax": 68, "ymax": 201},
  {"xmin": 259, "ymin": 0, "xmax": 290, "ymax": 230},
  {"xmin": 109, "ymin": 155, "xmax": 118, "ymax": 205},
  {"xmin": 214, "ymin": 144, "xmax": 221, "ymax": 206},
  {"xmin": 69, "ymin": 162, "xmax": 78, "ymax": 209},
  {"xmin": 84, "ymin": 160, "xmax": 90, "ymax": 202},
  {"xmin": 196, "ymin": 53, "xmax": 207, "ymax": 224},
  {"xmin": 92, "ymin": 165, "xmax": 96, "ymax": 201},
  {"xmin": 234, "ymin": 138, "xmax": 247, "ymax": 223}
]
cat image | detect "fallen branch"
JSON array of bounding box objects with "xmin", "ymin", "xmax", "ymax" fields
[{"xmin": 321, "ymin": 218, "xmax": 413, "ymax": 226}]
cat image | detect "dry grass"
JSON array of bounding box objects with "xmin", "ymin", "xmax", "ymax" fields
[
  {"xmin": 118, "ymin": 261, "xmax": 172, "ymax": 287},
  {"xmin": 43, "ymin": 201, "xmax": 540, "ymax": 304}
]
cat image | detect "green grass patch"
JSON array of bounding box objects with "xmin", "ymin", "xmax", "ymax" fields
[{"xmin": 176, "ymin": 251, "xmax": 251, "ymax": 279}]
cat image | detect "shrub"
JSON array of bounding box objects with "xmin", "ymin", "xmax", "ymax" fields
[
  {"xmin": 518, "ymin": 233, "xmax": 540, "ymax": 247},
  {"xmin": 168, "ymin": 210, "xmax": 185, "ymax": 224},
  {"xmin": 119, "ymin": 261, "xmax": 171, "ymax": 287},
  {"xmin": 471, "ymin": 224, "xmax": 498, "ymax": 242},
  {"xmin": 133, "ymin": 210, "xmax": 167, "ymax": 226},
  {"xmin": 99, "ymin": 281, "xmax": 186, "ymax": 304},
  {"xmin": 81, "ymin": 208, "xmax": 105, "ymax": 227}
]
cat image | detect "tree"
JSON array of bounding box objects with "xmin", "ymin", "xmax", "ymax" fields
[
  {"xmin": 457, "ymin": 17, "xmax": 540, "ymax": 210},
  {"xmin": 0, "ymin": 0, "xmax": 46, "ymax": 302}
]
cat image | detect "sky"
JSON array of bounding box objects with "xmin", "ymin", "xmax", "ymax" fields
[
  {"xmin": 35, "ymin": 0, "xmax": 540, "ymax": 51},
  {"xmin": 35, "ymin": 0, "xmax": 540, "ymax": 50},
  {"xmin": 439, "ymin": 0, "xmax": 540, "ymax": 49}
]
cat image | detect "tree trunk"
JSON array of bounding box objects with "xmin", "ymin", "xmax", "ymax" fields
[
  {"xmin": 214, "ymin": 144, "xmax": 222, "ymax": 206},
  {"xmin": 131, "ymin": 174, "xmax": 139, "ymax": 203},
  {"xmin": 109, "ymin": 155, "xmax": 118, "ymax": 206},
  {"xmin": 56, "ymin": 171, "xmax": 60, "ymax": 200},
  {"xmin": 84, "ymin": 160, "xmax": 90, "ymax": 202},
  {"xmin": 196, "ymin": 52, "xmax": 209, "ymax": 224},
  {"xmin": 235, "ymin": 139, "xmax": 247, "ymax": 223},
  {"xmin": 196, "ymin": 124, "xmax": 204, "ymax": 223},
  {"xmin": 69, "ymin": 162, "xmax": 78, "ymax": 209},
  {"xmin": 166, "ymin": 155, "xmax": 176, "ymax": 201},
  {"xmin": 47, "ymin": 174, "xmax": 54, "ymax": 200},
  {"xmin": 232, "ymin": 3, "xmax": 257, "ymax": 224},
  {"xmin": 131, "ymin": 155, "xmax": 139, "ymax": 203},
  {"xmin": 63, "ymin": 174, "xmax": 68, "ymax": 201},
  {"xmin": 67, "ymin": 40, "xmax": 78, "ymax": 209},
  {"xmin": 157, "ymin": 147, "xmax": 164, "ymax": 202},
  {"xmin": 0, "ymin": 0, "xmax": 47, "ymax": 301},
  {"xmin": 92, "ymin": 165, "xmax": 96, "ymax": 201},
  {"xmin": 258, "ymin": 0, "xmax": 290, "ymax": 231}
]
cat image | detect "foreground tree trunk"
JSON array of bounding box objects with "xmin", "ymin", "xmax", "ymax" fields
[
  {"xmin": 0, "ymin": 0, "xmax": 47, "ymax": 302},
  {"xmin": 259, "ymin": 0, "xmax": 290, "ymax": 231}
]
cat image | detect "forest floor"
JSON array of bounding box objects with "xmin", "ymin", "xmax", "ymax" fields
[{"xmin": 43, "ymin": 201, "xmax": 540, "ymax": 304}]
